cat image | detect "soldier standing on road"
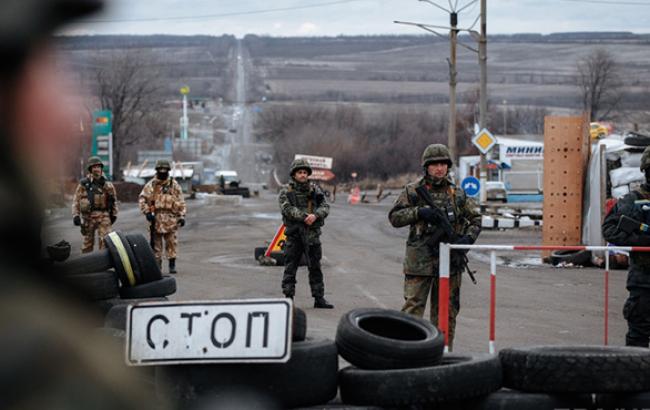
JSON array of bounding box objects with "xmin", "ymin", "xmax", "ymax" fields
[
  {"xmin": 603, "ymin": 146, "xmax": 650, "ymax": 347},
  {"xmin": 72, "ymin": 156, "xmax": 118, "ymax": 253},
  {"xmin": 139, "ymin": 160, "xmax": 186, "ymax": 274},
  {"xmin": 279, "ymin": 159, "xmax": 334, "ymax": 309},
  {"xmin": 389, "ymin": 144, "xmax": 481, "ymax": 350}
]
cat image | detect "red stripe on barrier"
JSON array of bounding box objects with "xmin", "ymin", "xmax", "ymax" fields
[{"xmin": 439, "ymin": 276, "xmax": 450, "ymax": 347}]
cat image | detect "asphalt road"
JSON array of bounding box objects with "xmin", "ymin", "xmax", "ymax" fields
[{"xmin": 44, "ymin": 192, "xmax": 629, "ymax": 353}]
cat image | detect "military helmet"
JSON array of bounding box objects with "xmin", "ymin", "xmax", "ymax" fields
[
  {"xmin": 421, "ymin": 144, "xmax": 453, "ymax": 168},
  {"xmin": 290, "ymin": 158, "xmax": 312, "ymax": 176},
  {"xmin": 641, "ymin": 146, "xmax": 650, "ymax": 172},
  {"xmin": 155, "ymin": 159, "xmax": 171, "ymax": 170},
  {"xmin": 86, "ymin": 156, "xmax": 103, "ymax": 171}
]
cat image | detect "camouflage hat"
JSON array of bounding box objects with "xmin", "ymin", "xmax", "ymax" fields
[
  {"xmin": 641, "ymin": 146, "xmax": 650, "ymax": 172},
  {"xmin": 155, "ymin": 159, "xmax": 171, "ymax": 170},
  {"xmin": 86, "ymin": 156, "xmax": 103, "ymax": 171},
  {"xmin": 421, "ymin": 144, "xmax": 453, "ymax": 168},
  {"xmin": 290, "ymin": 158, "xmax": 312, "ymax": 176}
]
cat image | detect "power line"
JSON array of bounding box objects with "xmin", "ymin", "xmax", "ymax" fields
[
  {"xmin": 555, "ymin": 0, "xmax": 650, "ymax": 5},
  {"xmin": 83, "ymin": 0, "xmax": 371, "ymax": 23}
]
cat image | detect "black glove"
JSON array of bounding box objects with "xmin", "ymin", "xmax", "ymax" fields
[
  {"xmin": 73, "ymin": 215, "xmax": 81, "ymax": 226},
  {"xmin": 110, "ymin": 215, "xmax": 117, "ymax": 224},
  {"xmin": 178, "ymin": 218, "xmax": 185, "ymax": 227},
  {"xmin": 417, "ymin": 207, "xmax": 438, "ymax": 223},
  {"xmin": 454, "ymin": 235, "xmax": 473, "ymax": 245},
  {"xmin": 146, "ymin": 212, "xmax": 155, "ymax": 222}
]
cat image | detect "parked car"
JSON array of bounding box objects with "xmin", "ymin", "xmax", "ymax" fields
[
  {"xmin": 590, "ymin": 122, "xmax": 608, "ymax": 140},
  {"xmin": 486, "ymin": 181, "xmax": 507, "ymax": 202},
  {"xmin": 215, "ymin": 170, "xmax": 250, "ymax": 198}
]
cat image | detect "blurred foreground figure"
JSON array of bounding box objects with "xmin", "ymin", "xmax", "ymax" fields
[{"xmin": 0, "ymin": 1, "xmax": 158, "ymax": 408}]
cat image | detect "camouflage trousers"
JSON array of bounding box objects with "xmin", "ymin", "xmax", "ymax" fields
[
  {"xmin": 81, "ymin": 213, "xmax": 112, "ymax": 253},
  {"xmin": 402, "ymin": 273, "xmax": 462, "ymax": 350},
  {"xmin": 623, "ymin": 287, "xmax": 650, "ymax": 347},
  {"xmin": 152, "ymin": 230, "xmax": 178, "ymax": 260},
  {"xmin": 281, "ymin": 239, "xmax": 325, "ymax": 298}
]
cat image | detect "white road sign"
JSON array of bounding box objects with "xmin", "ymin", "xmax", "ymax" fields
[
  {"xmin": 294, "ymin": 154, "xmax": 333, "ymax": 170},
  {"xmin": 126, "ymin": 299, "xmax": 292, "ymax": 366}
]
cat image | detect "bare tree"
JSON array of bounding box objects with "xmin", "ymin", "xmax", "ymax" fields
[
  {"xmin": 92, "ymin": 50, "xmax": 162, "ymax": 179},
  {"xmin": 577, "ymin": 49, "xmax": 622, "ymax": 121}
]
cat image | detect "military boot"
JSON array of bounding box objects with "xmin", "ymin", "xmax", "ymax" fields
[
  {"xmin": 169, "ymin": 258, "xmax": 177, "ymax": 274},
  {"xmin": 314, "ymin": 297, "xmax": 334, "ymax": 309}
]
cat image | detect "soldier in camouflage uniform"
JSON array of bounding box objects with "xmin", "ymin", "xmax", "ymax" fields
[
  {"xmin": 72, "ymin": 156, "xmax": 118, "ymax": 253},
  {"xmin": 279, "ymin": 159, "xmax": 334, "ymax": 309},
  {"xmin": 139, "ymin": 160, "xmax": 186, "ymax": 274},
  {"xmin": 603, "ymin": 145, "xmax": 650, "ymax": 347},
  {"xmin": 389, "ymin": 144, "xmax": 481, "ymax": 349}
]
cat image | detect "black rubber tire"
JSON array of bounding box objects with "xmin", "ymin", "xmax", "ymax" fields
[
  {"xmin": 156, "ymin": 338, "xmax": 338, "ymax": 409},
  {"xmin": 293, "ymin": 307, "xmax": 307, "ymax": 342},
  {"xmin": 550, "ymin": 250, "xmax": 592, "ymax": 267},
  {"xmin": 625, "ymin": 133, "xmax": 650, "ymax": 147},
  {"xmin": 125, "ymin": 233, "xmax": 162, "ymax": 284},
  {"xmin": 339, "ymin": 353, "xmax": 502, "ymax": 407},
  {"xmin": 270, "ymin": 251, "xmax": 285, "ymax": 266},
  {"xmin": 57, "ymin": 249, "xmax": 112, "ymax": 276},
  {"xmin": 118, "ymin": 275, "xmax": 176, "ymax": 299},
  {"xmin": 64, "ymin": 270, "xmax": 119, "ymax": 300},
  {"xmin": 458, "ymin": 388, "xmax": 595, "ymax": 410},
  {"xmin": 254, "ymin": 246, "xmax": 266, "ymax": 260},
  {"xmin": 96, "ymin": 296, "xmax": 169, "ymax": 316},
  {"xmin": 336, "ymin": 308, "xmax": 444, "ymax": 370},
  {"xmin": 105, "ymin": 231, "xmax": 141, "ymax": 287},
  {"xmin": 500, "ymin": 345, "xmax": 650, "ymax": 393},
  {"xmin": 595, "ymin": 392, "xmax": 650, "ymax": 410}
]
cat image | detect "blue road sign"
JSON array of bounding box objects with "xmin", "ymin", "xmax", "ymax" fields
[{"xmin": 461, "ymin": 176, "xmax": 480, "ymax": 197}]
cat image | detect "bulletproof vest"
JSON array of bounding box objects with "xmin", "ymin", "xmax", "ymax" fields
[
  {"xmin": 81, "ymin": 177, "xmax": 111, "ymax": 212},
  {"xmin": 409, "ymin": 184, "xmax": 459, "ymax": 226},
  {"xmin": 630, "ymin": 186, "xmax": 650, "ymax": 274},
  {"xmin": 152, "ymin": 179, "xmax": 176, "ymax": 211},
  {"xmin": 286, "ymin": 184, "xmax": 324, "ymax": 229}
]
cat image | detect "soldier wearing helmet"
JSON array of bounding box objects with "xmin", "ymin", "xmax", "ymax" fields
[
  {"xmin": 603, "ymin": 145, "xmax": 650, "ymax": 347},
  {"xmin": 389, "ymin": 144, "xmax": 481, "ymax": 349},
  {"xmin": 138, "ymin": 159, "xmax": 186, "ymax": 273},
  {"xmin": 278, "ymin": 158, "xmax": 333, "ymax": 308},
  {"xmin": 72, "ymin": 156, "xmax": 118, "ymax": 253}
]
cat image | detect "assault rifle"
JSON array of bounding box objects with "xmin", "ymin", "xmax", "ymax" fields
[{"xmin": 415, "ymin": 185, "xmax": 477, "ymax": 284}]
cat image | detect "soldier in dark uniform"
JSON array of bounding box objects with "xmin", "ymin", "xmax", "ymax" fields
[
  {"xmin": 603, "ymin": 146, "xmax": 650, "ymax": 347},
  {"xmin": 389, "ymin": 144, "xmax": 481, "ymax": 349},
  {"xmin": 278, "ymin": 159, "xmax": 334, "ymax": 309}
]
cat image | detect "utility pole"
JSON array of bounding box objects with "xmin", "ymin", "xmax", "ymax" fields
[
  {"xmin": 448, "ymin": 12, "xmax": 458, "ymax": 161},
  {"xmin": 478, "ymin": 0, "xmax": 488, "ymax": 204},
  {"xmin": 395, "ymin": 0, "xmax": 484, "ymax": 169}
]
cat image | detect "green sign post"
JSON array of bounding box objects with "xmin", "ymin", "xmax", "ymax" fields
[{"xmin": 91, "ymin": 110, "xmax": 113, "ymax": 179}]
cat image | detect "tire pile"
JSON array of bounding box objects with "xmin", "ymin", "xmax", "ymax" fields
[
  {"xmin": 334, "ymin": 308, "xmax": 650, "ymax": 410},
  {"xmin": 156, "ymin": 307, "xmax": 339, "ymax": 409},
  {"xmin": 55, "ymin": 231, "xmax": 177, "ymax": 322}
]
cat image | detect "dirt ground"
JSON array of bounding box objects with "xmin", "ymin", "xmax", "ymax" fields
[{"xmin": 43, "ymin": 191, "xmax": 629, "ymax": 353}]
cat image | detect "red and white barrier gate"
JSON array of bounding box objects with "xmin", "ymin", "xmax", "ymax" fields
[{"xmin": 438, "ymin": 244, "xmax": 650, "ymax": 354}]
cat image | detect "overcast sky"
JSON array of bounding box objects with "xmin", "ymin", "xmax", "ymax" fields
[{"xmin": 63, "ymin": 0, "xmax": 650, "ymax": 37}]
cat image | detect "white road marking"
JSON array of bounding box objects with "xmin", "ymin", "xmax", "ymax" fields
[{"xmin": 356, "ymin": 284, "xmax": 387, "ymax": 308}]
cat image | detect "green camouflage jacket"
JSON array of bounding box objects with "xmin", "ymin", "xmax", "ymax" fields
[
  {"xmin": 278, "ymin": 180, "xmax": 329, "ymax": 245},
  {"xmin": 389, "ymin": 176, "xmax": 481, "ymax": 276}
]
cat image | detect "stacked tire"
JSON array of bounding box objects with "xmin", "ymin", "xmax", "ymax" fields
[
  {"xmin": 57, "ymin": 231, "xmax": 177, "ymax": 321},
  {"xmin": 336, "ymin": 308, "xmax": 502, "ymax": 408},
  {"xmin": 494, "ymin": 345, "xmax": 650, "ymax": 409},
  {"xmin": 155, "ymin": 307, "xmax": 339, "ymax": 409}
]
